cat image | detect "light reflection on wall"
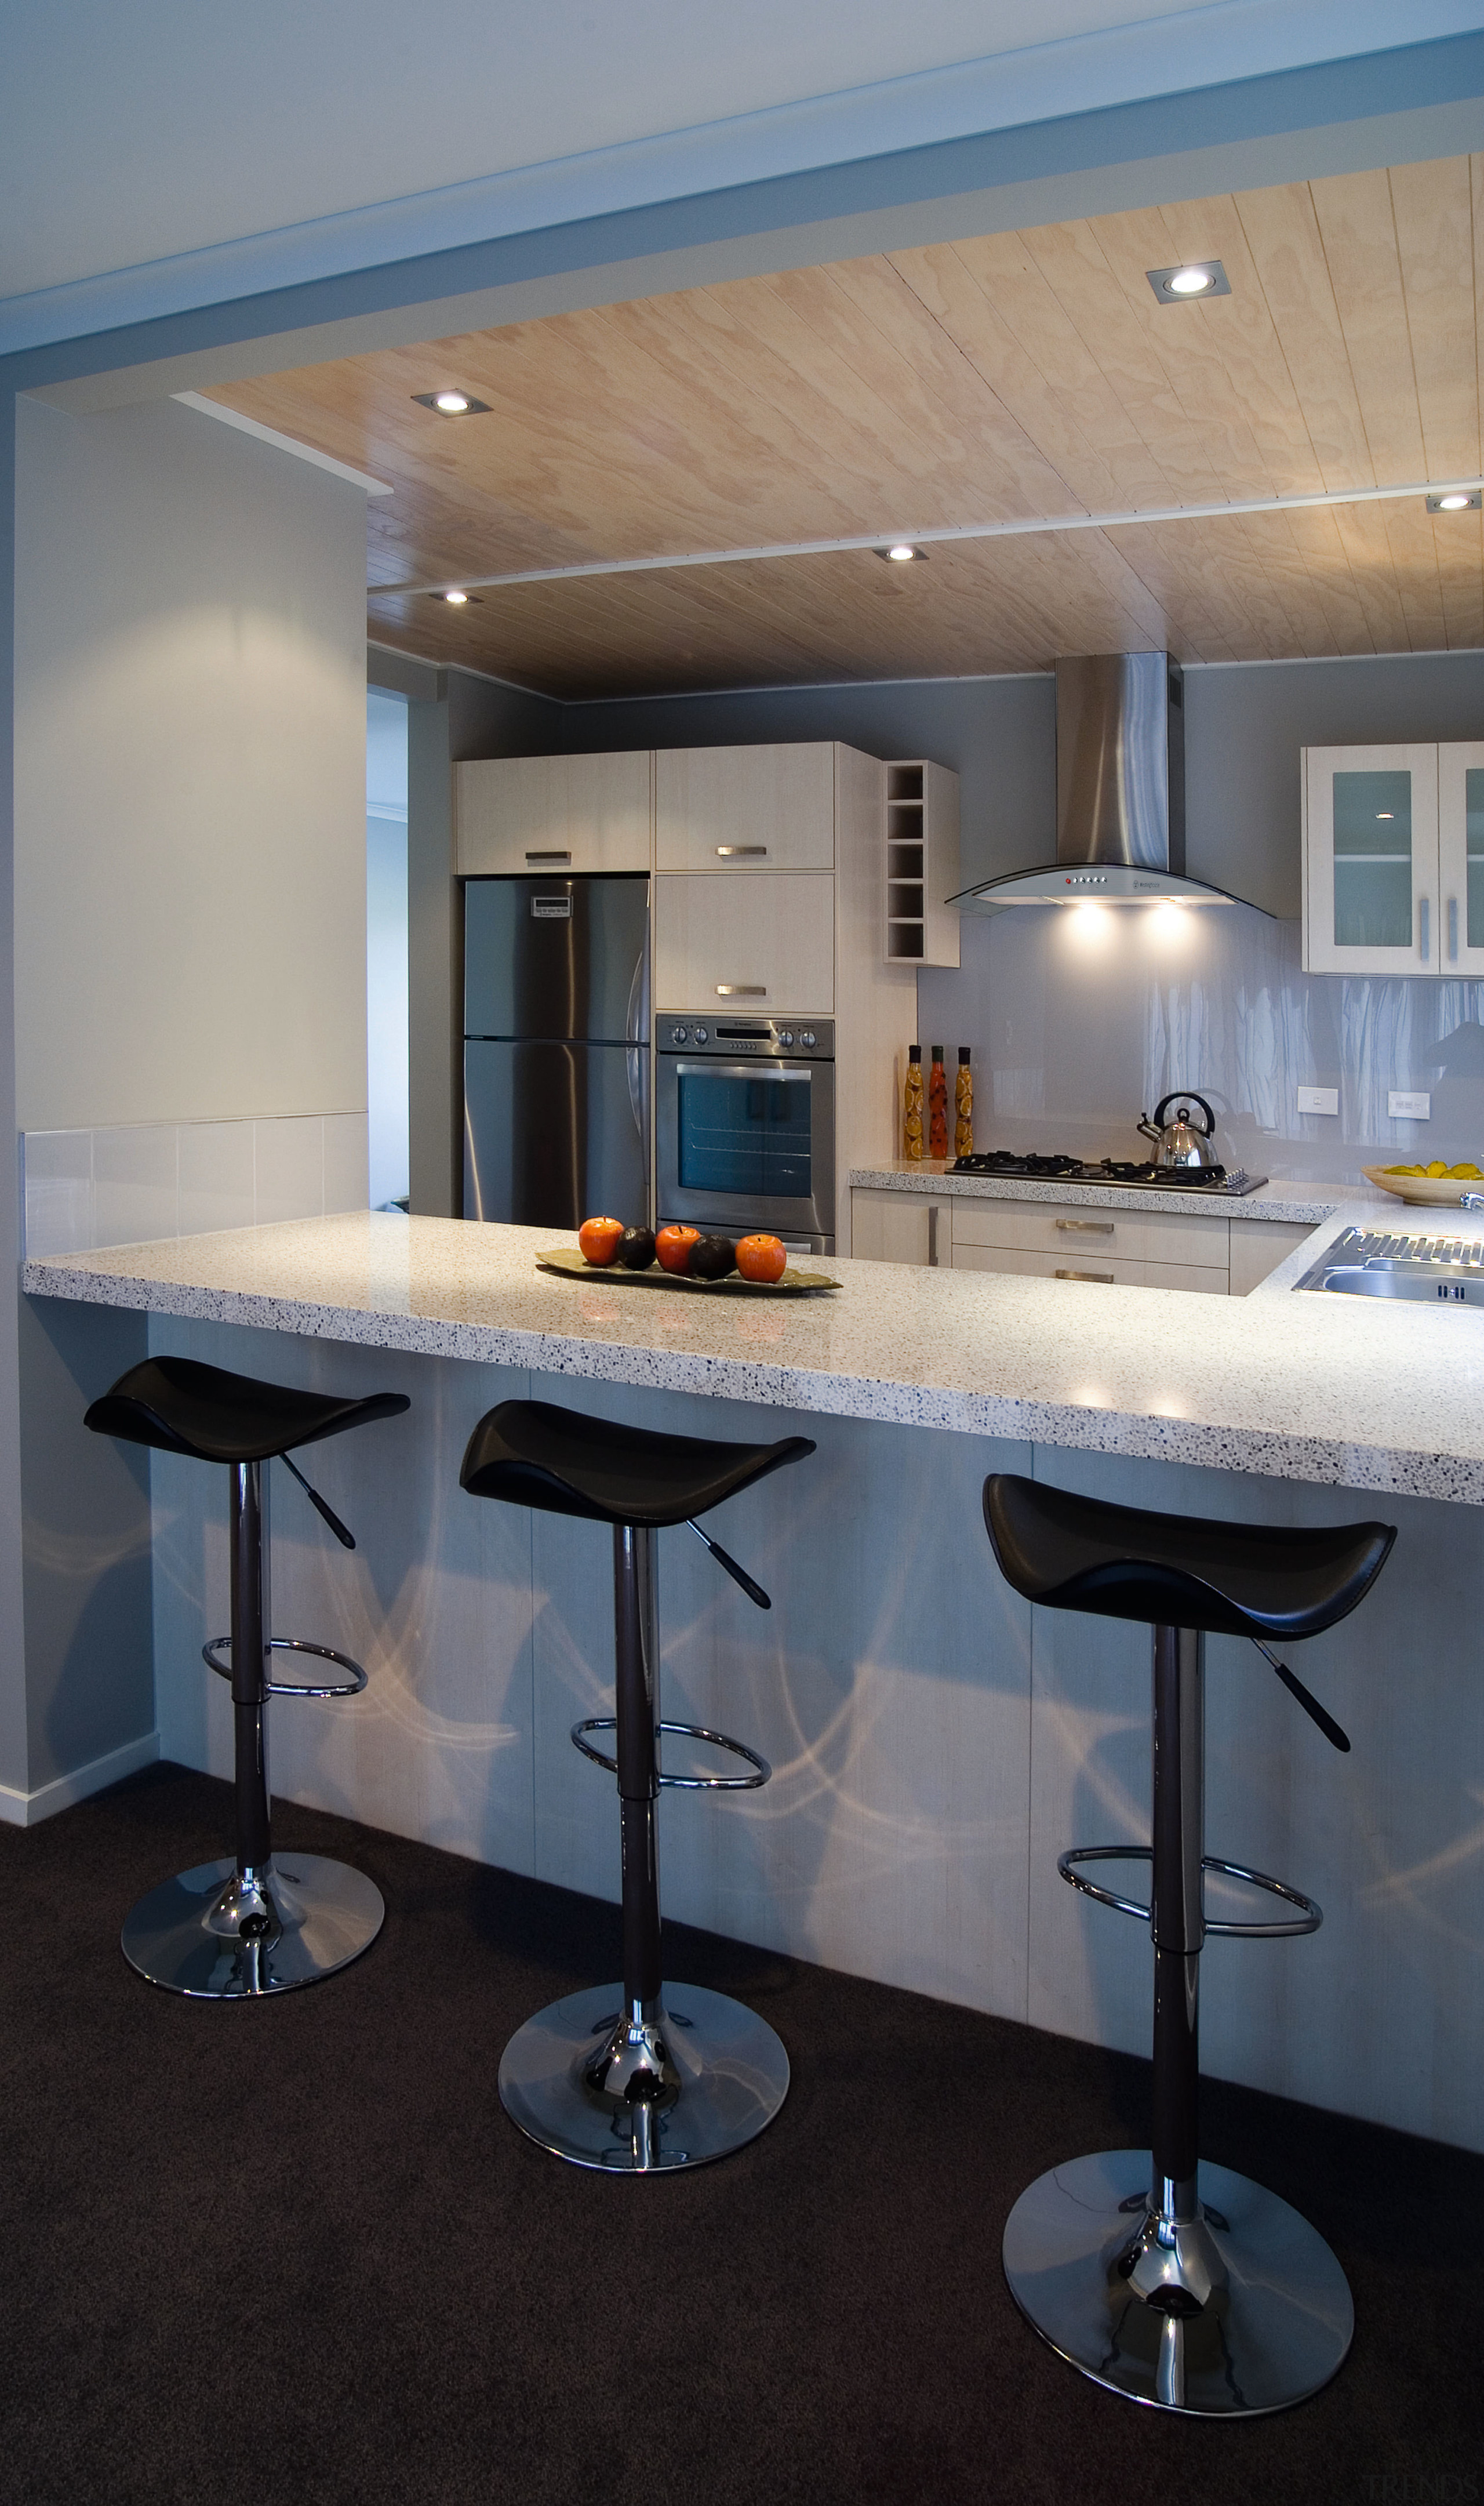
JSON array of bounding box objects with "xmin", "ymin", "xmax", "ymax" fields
[{"xmin": 919, "ymin": 904, "xmax": 1484, "ymax": 1181}]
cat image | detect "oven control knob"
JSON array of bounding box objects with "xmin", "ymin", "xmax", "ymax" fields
[
  {"xmin": 778, "ymin": 1029, "xmax": 794, "ymax": 1046},
  {"xmin": 693, "ymin": 1025, "xmax": 708, "ymax": 1044},
  {"xmin": 801, "ymin": 1030, "xmax": 816, "ymax": 1048},
  {"xmin": 670, "ymin": 1025, "xmax": 688, "ymax": 1044}
]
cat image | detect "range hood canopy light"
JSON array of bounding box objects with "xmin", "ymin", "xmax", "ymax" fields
[{"xmin": 950, "ymin": 652, "xmax": 1267, "ymax": 916}]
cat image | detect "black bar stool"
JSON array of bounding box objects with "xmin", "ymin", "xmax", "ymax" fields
[
  {"xmin": 983, "ymin": 1473, "xmax": 1395, "ymax": 2418},
  {"xmin": 461, "ymin": 1397, "xmax": 814, "ymax": 2174},
  {"xmin": 85, "ymin": 1355, "xmax": 409, "ymax": 1999}
]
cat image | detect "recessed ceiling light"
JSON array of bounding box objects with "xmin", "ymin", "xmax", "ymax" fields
[
  {"xmin": 428, "ymin": 589, "xmax": 480, "ymax": 605},
  {"xmin": 1145, "ymin": 260, "xmax": 1231, "ymax": 304},
  {"xmin": 1427, "ymin": 489, "xmax": 1481, "ymax": 513},
  {"xmin": 410, "ymin": 390, "xmax": 492, "ymax": 416},
  {"xmin": 876, "ymin": 543, "xmax": 928, "ymax": 562}
]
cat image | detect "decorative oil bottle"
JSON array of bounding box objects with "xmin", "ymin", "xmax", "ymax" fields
[
  {"xmin": 903, "ymin": 1045, "xmax": 924, "ymax": 1160},
  {"xmin": 954, "ymin": 1047, "xmax": 973, "ymax": 1159},
  {"xmin": 928, "ymin": 1046, "xmax": 948, "ymax": 1161}
]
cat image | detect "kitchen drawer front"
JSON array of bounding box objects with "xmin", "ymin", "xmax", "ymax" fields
[
  {"xmin": 1229, "ymin": 1220, "xmax": 1315, "ymax": 1295},
  {"xmin": 950, "ymin": 1198, "xmax": 1228, "ymax": 1267},
  {"xmin": 850, "ymin": 1187, "xmax": 951, "ymax": 1266},
  {"xmin": 951, "ymin": 1243, "xmax": 1227, "ymax": 1295},
  {"xmin": 456, "ymin": 753, "xmax": 653, "ymax": 875},
  {"xmin": 655, "ymin": 872, "xmax": 834, "ymax": 1012},
  {"xmin": 656, "ymin": 744, "xmax": 834, "ymax": 873}
]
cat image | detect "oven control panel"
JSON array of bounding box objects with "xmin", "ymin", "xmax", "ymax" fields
[{"xmin": 659, "ymin": 1018, "xmax": 834, "ymax": 1059}]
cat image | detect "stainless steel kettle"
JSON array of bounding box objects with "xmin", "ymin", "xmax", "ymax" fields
[{"xmin": 1137, "ymin": 1092, "xmax": 1220, "ymax": 1170}]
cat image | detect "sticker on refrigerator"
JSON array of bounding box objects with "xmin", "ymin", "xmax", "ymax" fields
[{"xmin": 531, "ymin": 896, "xmax": 572, "ymax": 918}]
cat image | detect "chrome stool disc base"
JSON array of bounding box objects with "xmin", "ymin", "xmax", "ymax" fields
[
  {"xmin": 499, "ymin": 1981, "xmax": 789, "ymax": 2173},
  {"xmin": 121, "ymin": 1853, "xmax": 385, "ymax": 1998},
  {"xmin": 1002, "ymin": 2149, "xmax": 1353, "ymax": 2417}
]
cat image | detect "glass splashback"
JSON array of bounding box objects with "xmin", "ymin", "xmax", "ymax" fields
[
  {"xmin": 1332, "ymin": 768, "xmax": 1412, "ymax": 949},
  {"xmin": 676, "ymin": 1069, "xmax": 812, "ymax": 1198}
]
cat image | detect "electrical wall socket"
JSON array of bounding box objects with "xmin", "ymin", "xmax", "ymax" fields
[
  {"xmin": 1297, "ymin": 1087, "xmax": 1339, "ymax": 1116},
  {"xmin": 1388, "ymin": 1090, "xmax": 1431, "ymax": 1120}
]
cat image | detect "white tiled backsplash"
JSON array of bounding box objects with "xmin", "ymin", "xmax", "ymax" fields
[{"xmin": 21, "ymin": 1114, "xmax": 370, "ymax": 1258}]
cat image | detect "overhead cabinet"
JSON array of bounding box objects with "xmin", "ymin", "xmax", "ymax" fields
[
  {"xmin": 455, "ymin": 751, "xmax": 653, "ymax": 876},
  {"xmin": 1302, "ymin": 742, "xmax": 1484, "ymax": 976},
  {"xmin": 654, "ymin": 871, "xmax": 835, "ymax": 1012},
  {"xmin": 655, "ymin": 743, "xmax": 834, "ymax": 871}
]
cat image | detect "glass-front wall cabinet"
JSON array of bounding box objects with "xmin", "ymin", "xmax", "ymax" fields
[{"xmin": 1303, "ymin": 743, "xmax": 1484, "ymax": 977}]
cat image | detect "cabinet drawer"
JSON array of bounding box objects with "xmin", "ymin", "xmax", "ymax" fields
[
  {"xmin": 656, "ymin": 744, "xmax": 834, "ymax": 872},
  {"xmin": 951, "ymin": 1198, "xmax": 1228, "ymax": 1267},
  {"xmin": 456, "ymin": 753, "xmax": 653, "ymax": 875},
  {"xmin": 951, "ymin": 1243, "xmax": 1226, "ymax": 1295},
  {"xmin": 655, "ymin": 873, "xmax": 834, "ymax": 1012},
  {"xmin": 849, "ymin": 1187, "xmax": 950, "ymax": 1266}
]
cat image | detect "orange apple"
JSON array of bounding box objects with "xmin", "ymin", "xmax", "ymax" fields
[
  {"xmin": 736, "ymin": 1233, "xmax": 787, "ymax": 1284},
  {"xmin": 577, "ymin": 1215, "xmax": 624, "ymax": 1267},
  {"xmin": 656, "ymin": 1222, "xmax": 700, "ymax": 1275}
]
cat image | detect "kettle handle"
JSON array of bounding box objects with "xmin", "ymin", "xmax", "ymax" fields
[{"xmin": 1153, "ymin": 1091, "xmax": 1216, "ymax": 1138}]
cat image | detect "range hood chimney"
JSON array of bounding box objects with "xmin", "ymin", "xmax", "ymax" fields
[{"xmin": 951, "ymin": 653, "xmax": 1257, "ymax": 911}]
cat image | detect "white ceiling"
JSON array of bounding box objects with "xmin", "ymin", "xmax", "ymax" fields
[{"xmin": 5, "ymin": 0, "xmax": 1477, "ymax": 303}]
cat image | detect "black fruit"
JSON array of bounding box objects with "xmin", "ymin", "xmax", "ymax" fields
[
  {"xmin": 617, "ymin": 1226, "xmax": 656, "ymax": 1270},
  {"xmin": 688, "ymin": 1234, "xmax": 737, "ymax": 1280}
]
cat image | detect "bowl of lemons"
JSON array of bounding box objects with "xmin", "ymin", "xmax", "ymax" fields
[{"xmin": 1362, "ymin": 1160, "xmax": 1484, "ymax": 1205}]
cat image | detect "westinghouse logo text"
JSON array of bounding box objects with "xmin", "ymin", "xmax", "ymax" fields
[{"xmin": 1361, "ymin": 2479, "xmax": 1479, "ymax": 2503}]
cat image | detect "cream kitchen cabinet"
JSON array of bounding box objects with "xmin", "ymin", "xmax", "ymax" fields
[
  {"xmin": 950, "ymin": 1198, "xmax": 1230, "ymax": 1289},
  {"xmin": 455, "ymin": 751, "xmax": 653, "ymax": 876},
  {"xmin": 849, "ymin": 1186, "xmax": 952, "ymax": 1266},
  {"xmin": 1301, "ymin": 742, "xmax": 1484, "ymax": 976},
  {"xmin": 1228, "ymin": 1219, "xmax": 1315, "ymax": 1294},
  {"xmin": 656, "ymin": 743, "xmax": 834, "ymax": 872},
  {"xmin": 654, "ymin": 871, "xmax": 835, "ymax": 1012}
]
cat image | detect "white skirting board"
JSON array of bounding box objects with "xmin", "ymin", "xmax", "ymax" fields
[{"xmin": 0, "ymin": 1731, "xmax": 159, "ymax": 1828}]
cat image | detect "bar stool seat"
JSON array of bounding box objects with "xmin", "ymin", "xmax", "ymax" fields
[
  {"xmin": 86, "ymin": 1356, "xmax": 409, "ymax": 2000},
  {"xmin": 463, "ymin": 1398, "xmax": 813, "ymax": 2174},
  {"xmin": 985, "ymin": 1473, "xmax": 1395, "ymax": 2420}
]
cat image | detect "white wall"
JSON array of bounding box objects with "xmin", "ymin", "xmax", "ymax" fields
[
  {"xmin": 13, "ymin": 393, "xmax": 369, "ymax": 1134},
  {"xmin": 366, "ymin": 689, "xmax": 409, "ymax": 1210}
]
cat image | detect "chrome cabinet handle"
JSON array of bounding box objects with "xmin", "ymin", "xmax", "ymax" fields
[
  {"xmin": 1420, "ymin": 896, "xmax": 1430, "ymax": 964},
  {"xmin": 1055, "ymin": 1267, "xmax": 1115, "ymax": 1283},
  {"xmin": 1449, "ymin": 897, "xmax": 1459, "ymax": 962},
  {"xmin": 715, "ymin": 983, "xmax": 766, "ymax": 997},
  {"xmin": 716, "ymin": 845, "xmax": 768, "ymax": 858},
  {"xmin": 1056, "ymin": 1218, "xmax": 1114, "ymax": 1234},
  {"xmin": 525, "ymin": 849, "xmax": 571, "ymax": 864},
  {"xmin": 928, "ymin": 1205, "xmax": 939, "ymax": 1267}
]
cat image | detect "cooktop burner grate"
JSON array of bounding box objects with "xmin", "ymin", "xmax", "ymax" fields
[{"xmin": 949, "ymin": 1151, "xmax": 1267, "ymax": 1196}]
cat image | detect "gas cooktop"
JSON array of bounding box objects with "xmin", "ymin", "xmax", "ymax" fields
[{"xmin": 950, "ymin": 1151, "xmax": 1268, "ymax": 1196}]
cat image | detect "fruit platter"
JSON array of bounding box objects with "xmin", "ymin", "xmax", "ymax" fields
[
  {"xmin": 537, "ymin": 1219, "xmax": 839, "ymax": 1295},
  {"xmin": 1362, "ymin": 1161, "xmax": 1484, "ymax": 1208}
]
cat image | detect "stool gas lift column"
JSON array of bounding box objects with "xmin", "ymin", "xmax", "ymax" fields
[
  {"xmin": 461, "ymin": 1398, "xmax": 813, "ymax": 2173},
  {"xmin": 85, "ymin": 1355, "xmax": 409, "ymax": 1998},
  {"xmin": 984, "ymin": 1474, "xmax": 1395, "ymax": 2418}
]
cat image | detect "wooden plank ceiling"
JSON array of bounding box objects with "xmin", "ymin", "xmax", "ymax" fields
[{"xmin": 208, "ymin": 155, "xmax": 1484, "ymax": 699}]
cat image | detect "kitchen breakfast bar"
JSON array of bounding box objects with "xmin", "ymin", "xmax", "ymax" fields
[{"xmin": 23, "ymin": 1208, "xmax": 1484, "ymax": 2157}]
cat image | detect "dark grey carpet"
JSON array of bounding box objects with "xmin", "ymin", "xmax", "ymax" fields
[{"xmin": 0, "ymin": 1763, "xmax": 1475, "ymax": 2505}]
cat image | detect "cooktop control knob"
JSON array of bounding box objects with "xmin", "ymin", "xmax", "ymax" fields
[
  {"xmin": 670, "ymin": 1025, "xmax": 688, "ymax": 1044},
  {"xmin": 778, "ymin": 1029, "xmax": 794, "ymax": 1046},
  {"xmin": 801, "ymin": 1030, "xmax": 816, "ymax": 1048},
  {"xmin": 693, "ymin": 1025, "xmax": 708, "ymax": 1044}
]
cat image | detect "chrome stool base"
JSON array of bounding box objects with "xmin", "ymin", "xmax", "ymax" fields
[
  {"xmin": 498, "ymin": 1980, "xmax": 789, "ymax": 2173},
  {"xmin": 121, "ymin": 1853, "xmax": 384, "ymax": 1998},
  {"xmin": 1002, "ymin": 2149, "xmax": 1353, "ymax": 2417}
]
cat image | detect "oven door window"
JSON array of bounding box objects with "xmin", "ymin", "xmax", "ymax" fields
[{"xmin": 676, "ymin": 1069, "xmax": 812, "ymax": 1200}]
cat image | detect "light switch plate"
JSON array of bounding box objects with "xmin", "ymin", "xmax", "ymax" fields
[
  {"xmin": 1388, "ymin": 1090, "xmax": 1431, "ymax": 1120},
  {"xmin": 1297, "ymin": 1086, "xmax": 1339, "ymax": 1116}
]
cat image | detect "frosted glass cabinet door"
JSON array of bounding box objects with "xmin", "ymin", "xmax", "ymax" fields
[
  {"xmin": 1303, "ymin": 745, "xmax": 1439, "ymax": 975},
  {"xmin": 1436, "ymin": 744, "xmax": 1484, "ymax": 975}
]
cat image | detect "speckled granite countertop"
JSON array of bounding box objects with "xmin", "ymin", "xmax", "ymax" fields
[
  {"xmin": 849, "ymin": 1164, "xmax": 1395, "ymax": 1224},
  {"xmin": 23, "ymin": 1208, "xmax": 1484, "ymax": 1503}
]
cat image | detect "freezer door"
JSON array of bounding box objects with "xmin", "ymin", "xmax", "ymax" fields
[
  {"xmin": 464, "ymin": 874, "xmax": 649, "ymax": 1043},
  {"xmin": 464, "ymin": 1039, "xmax": 650, "ymax": 1229}
]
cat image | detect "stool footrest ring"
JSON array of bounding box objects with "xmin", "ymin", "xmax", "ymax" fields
[
  {"xmin": 203, "ymin": 1635, "xmax": 369, "ymax": 1699},
  {"xmin": 570, "ymin": 1716, "xmax": 770, "ymax": 1790},
  {"xmin": 1057, "ymin": 1844, "xmax": 1322, "ymax": 1937}
]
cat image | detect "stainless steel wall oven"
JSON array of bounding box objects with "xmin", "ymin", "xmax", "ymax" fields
[{"xmin": 655, "ymin": 1018, "xmax": 835, "ymax": 1252}]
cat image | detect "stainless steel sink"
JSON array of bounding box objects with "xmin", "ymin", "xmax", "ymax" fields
[{"xmin": 1297, "ymin": 1227, "xmax": 1484, "ymax": 1303}]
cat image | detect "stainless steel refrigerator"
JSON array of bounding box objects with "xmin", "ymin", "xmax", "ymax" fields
[{"xmin": 463, "ymin": 874, "xmax": 650, "ymax": 1228}]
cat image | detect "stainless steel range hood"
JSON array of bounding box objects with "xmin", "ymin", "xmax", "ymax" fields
[{"xmin": 951, "ymin": 653, "xmax": 1258, "ymax": 911}]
